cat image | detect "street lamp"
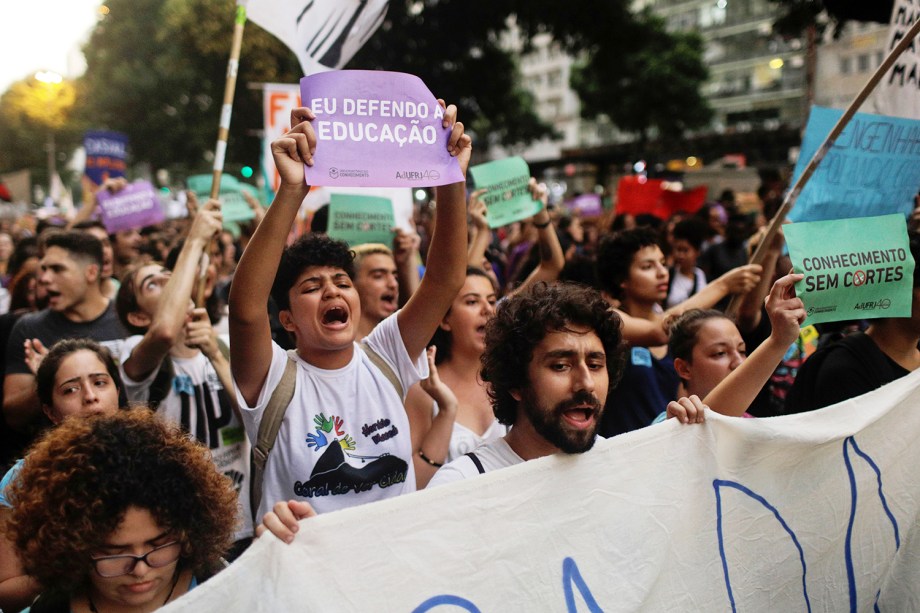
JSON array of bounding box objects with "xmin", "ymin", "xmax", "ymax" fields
[{"xmin": 35, "ymin": 70, "xmax": 63, "ymax": 202}]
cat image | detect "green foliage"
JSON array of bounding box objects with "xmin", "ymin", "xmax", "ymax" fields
[
  {"xmin": 571, "ymin": 10, "xmax": 712, "ymax": 146},
  {"xmin": 769, "ymin": 0, "xmax": 893, "ymax": 38}
]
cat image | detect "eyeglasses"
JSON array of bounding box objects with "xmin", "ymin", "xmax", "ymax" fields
[{"xmin": 91, "ymin": 541, "xmax": 181, "ymax": 578}]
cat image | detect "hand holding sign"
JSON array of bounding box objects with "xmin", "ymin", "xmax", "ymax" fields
[
  {"xmin": 764, "ymin": 273, "xmax": 807, "ymax": 348},
  {"xmin": 271, "ymin": 107, "xmax": 318, "ymax": 190},
  {"xmin": 714, "ymin": 264, "xmax": 763, "ymax": 296},
  {"xmin": 300, "ymin": 71, "xmax": 468, "ymax": 187},
  {"xmin": 188, "ymin": 199, "xmax": 224, "ymax": 244}
]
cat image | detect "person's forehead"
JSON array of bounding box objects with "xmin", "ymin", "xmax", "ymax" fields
[
  {"xmin": 695, "ymin": 318, "xmax": 742, "ymax": 346},
  {"xmin": 41, "ymin": 245, "xmax": 74, "ymax": 263},
  {"xmin": 56, "ymin": 350, "xmax": 107, "ymax": 381},
  {"xmin": 532, "ymin": 326, "xmax": 603, "ymax": 355},
  {"xmin": 359, "ymin": 253, "xmax": 395, "ymax": 271},
  {"xmin": 632, "ymin": 244, "xmax": 663, "ymax": 262},
  {"xmin": 298, "ymin": 265, "xmax": 351, "ymax": 281}
]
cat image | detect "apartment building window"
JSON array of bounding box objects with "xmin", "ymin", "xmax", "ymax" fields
[
  {"xmin": 840, "ymin": 57, "xmax": 851, "ymax": 75},
  {"xmin": 858, "ymin": 54, "xmax": 870, "ymax": 72},
  {"xmin": 548, "ymin": 69, "xmax": 563, "ymax": 88}
]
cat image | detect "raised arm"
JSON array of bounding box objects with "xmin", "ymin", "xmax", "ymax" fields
[
  {"xmin": 393, "ymin": 227, "xmax": 421, "ymax": 307},
  {"xmin": 405, "ymin": 347, "xmax": 458, "ymax": 488},
  {"xmin": 66, "ymin": 177, "xmax": 128, "ymax": 228},
  {"xmin": 703, "ymin": 274, "xmax": 805, "ymax": 416},
  {"xmin": 121, "ymin": 201, "xmax": 222, "ymax": 382},
  {"xmin": 229, "ymin": 107, "xmax": 315, "ymax": 405},
  {"xmin": 396, "ymin": 101, "xmax": 472, "ymax": 359},
  {"xmin": 506, "ymin": 179, "xmax": 565, "ymax": 298},
  {"xmin": 466, "ymin": 188, "xmax": 491, "ymax": 268}
]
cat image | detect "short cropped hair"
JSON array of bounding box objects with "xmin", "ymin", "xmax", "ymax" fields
[
  {"xmin": 271, "ymin": 233, "xmax": 355, "ymax": 310},
  {"xmin": 352, "ymin": 243, "xmax": 393, "ymax": 272},
  {"xmin": 481, "ymin": 282, "xmax": 625, "ymax": 426},
  {"xmin": 595, "ymin": 227, "xmax": 661, "ymax": 300},
  {"xmin": 41, "ymin": 230, "xmax": 104, "ymax": 270},
  {"xmin": 5, "ymin": 410, "xmax": 238, "ymax": 593},
  {"xmin": 35, "ymin": 338, "xmax": 123, "ymax": 408}
]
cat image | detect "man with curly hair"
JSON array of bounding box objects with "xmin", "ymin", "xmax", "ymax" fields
[
  {"xmin": 427, "ymin": 283, "xmax": 627, "ymax": 485},
  {"xmin": 4, "ymin": 410, "xmax": 239, "ymax": 610},
  {"xmin": 230, "ymin": 104, "xmax": 471, "ymax": 521}
]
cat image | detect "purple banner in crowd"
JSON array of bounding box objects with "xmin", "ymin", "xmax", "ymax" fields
[
  {"xmin": 83, "ymin": 130, "xmax": 128, "ymax": 186},
  {"xmin": 300, "ymin": 71, "xmax": 464, "ymax": 188},
  {"xmin": 565, "ymin": 193, "xmax": 603, "ymax": 217},
  {"xmin": 96, "ymin": 180, "xmax": 164, "ymax": 233}
]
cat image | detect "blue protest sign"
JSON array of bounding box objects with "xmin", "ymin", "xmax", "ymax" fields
[
  {"xmin": 83, "ymin": 131, "xmax": 128, "ymax": 187},
  {"xmin": 789, "ymin": 106, "xmax": 920, "ymax": 222}
]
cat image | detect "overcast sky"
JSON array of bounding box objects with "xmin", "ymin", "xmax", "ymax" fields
[{"xmin": 2, "ymin": 0, "xmax": 101, "ymax": 93}]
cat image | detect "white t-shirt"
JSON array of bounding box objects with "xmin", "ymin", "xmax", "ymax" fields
[
  {"xmin": 432, "ymin": 400, "xmax": 507, "ymax": 462},
  {"xmin": 666, "ymin": 267, "xmax": 707, "ymax": 308},
  {"xmin": 120, "ymin": 335, "xmax": 253, "ymax": 540},
  {"xmin": 427, "ymin": 437, "xmax": 524, "ymax": 488},
  {"xmin": 236, "ymin": 313, "xmax": 426, "ymax": 519}
]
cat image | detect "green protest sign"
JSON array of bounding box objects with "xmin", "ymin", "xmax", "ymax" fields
[
  {"xmin": 785, "ymin": 214, "xmax": 915, "ymax": 325},
  {"xmin": 469, "ymin": 156, "xmax": 542, "ymax": 228},
  {"xmin": 327, "ymin": 193, "xmax": 395, "ymax": 247},
  {"xmin": 186, "ymin": 173, "xmax": 257, "ymax": 225}
]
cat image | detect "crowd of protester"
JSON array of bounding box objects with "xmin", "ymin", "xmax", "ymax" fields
[{"xmin": 0, "ymin": 104, "xmax": 918, "ymax": 611}]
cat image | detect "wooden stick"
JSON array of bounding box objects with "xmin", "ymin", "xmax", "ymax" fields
[
  {"xmin": 725, "ymin": 15, "xmax": 920, "ymax": 317},
  {"xmin": 198, "ymin": 4, "xmax": 246, "ymax": 307}
]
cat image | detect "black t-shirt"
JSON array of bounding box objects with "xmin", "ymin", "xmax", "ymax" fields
[
  {"xmin": 5, "ymin": 303, "xmax": 127, "ymax": 376},
  {"xmin": 785, "ymin": 332, "xmax": 909, "ymax": 414}
]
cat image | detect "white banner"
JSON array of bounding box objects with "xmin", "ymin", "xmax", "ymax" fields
[
  {"xmin": 244, "ymin": 0, "xmax": 389, "ymax": 77},
  {"xmin": 872, "ymin": 0, "xmax": 920, "ymax": 120},
  {"xmin": 165, "ymin": 370, "xmax": 920, "ymax": 611}
]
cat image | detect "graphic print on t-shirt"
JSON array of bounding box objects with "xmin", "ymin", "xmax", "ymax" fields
[
  {"xmin": 293, "ymin": 412, "xmax": 408, "ymax": 499},
  {"xmin": 172, "ymin": 373, "xmax": 238, "ymax": 449}
]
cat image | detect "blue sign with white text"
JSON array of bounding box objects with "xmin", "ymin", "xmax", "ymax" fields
[{"xmin": 789, "ymin": 106, "xmax": 920, "ymax": 222}]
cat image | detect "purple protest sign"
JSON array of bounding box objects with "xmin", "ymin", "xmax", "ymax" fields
[
  {"xmin": 96, "ymin": 180, "xmax": 165, "ymax": 233},
  {"xmin": 300, "ymin": 71, "xmax": 464, "ymax": 188},
  {"xmin": 565, "ymin": 193, "xmax": 603, "ymax": 217}
]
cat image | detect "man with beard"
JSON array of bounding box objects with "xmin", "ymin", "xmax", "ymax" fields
[{"xmin": 429, "ymin": 282, "xmax": 706, "ymax": 483}]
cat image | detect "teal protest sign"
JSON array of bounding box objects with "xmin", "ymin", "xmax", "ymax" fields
[
  {"xmin": 789, "ymin": 106, "xmax": 920, "ymax": 222},
  {"xmin": 785, "ymin": 214, "xmax": 915, "ymax": 325},
  {"xmin": 186, "ymin": 174, "xmax": 257, "ymax": 225},
  {"xmin": 327, "ymin": 193, "xmax": 395, "ymax": 247},
  {"xmin": 469, "ymin": 157, "xmax": 542, "ymax": 228}
]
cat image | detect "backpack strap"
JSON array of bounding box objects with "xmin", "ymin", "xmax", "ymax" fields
[
  {"xmin": 249, "ymin": 350, "xmax": 298, "ymax": 520},
  {"xmin": 465, "ymin": 452, "xmax": 486, "ymax": 474},
  {"xmin": 248, "ymin": 343, "xmax": 403, "ymax": 520},
  {"xmin": 358, "ymin": 341, "xmax": 404, "ymax": 398}
]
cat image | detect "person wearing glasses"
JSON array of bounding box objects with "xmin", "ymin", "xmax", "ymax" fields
[{"xmin": 2, "ymin": 410, "xmax": 238, "ymax": 612}]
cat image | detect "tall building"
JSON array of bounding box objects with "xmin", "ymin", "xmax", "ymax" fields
[{"xmin": 505, "ymin": 3, "xmax": 890, "ymax": 186}]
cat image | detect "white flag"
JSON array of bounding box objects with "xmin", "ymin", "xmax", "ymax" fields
[
  {"xmin": 164, "ymin": 370, "xmax": 920, "ymax": 612},
  {"xmin": 872, "ymin": 0, "xmax": 920, "ymax": 119},
  {"xmin": 243, "ymin": 0, "xmax": 389, "ymax": 76}
]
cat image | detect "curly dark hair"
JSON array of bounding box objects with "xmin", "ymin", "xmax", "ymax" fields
[
  {"xmin": 481, "ymin": 282, "xmax": 626, "ymax": 426},
  {"xmin": 5, "ymin": 410, "xmax": 238, "ymax": 593},
  {"xmin": 271, "ymin": 233, "xmax": 355, "ymax": 310},
  {"xmin": 35, "ymin": 338, "xmax": 123, "ymax": 409},
  {"xmin": 595, "ymin": 227, "xmax": 662, "ymax": 300},
  {"xmin": 429, "ymin": 267, "xmax": 497, "ymax": 364}
]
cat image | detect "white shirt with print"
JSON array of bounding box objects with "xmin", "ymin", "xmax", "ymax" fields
[{"xmin": 236, "ymin": 313, "xmax": 426, "ymax": 520}]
